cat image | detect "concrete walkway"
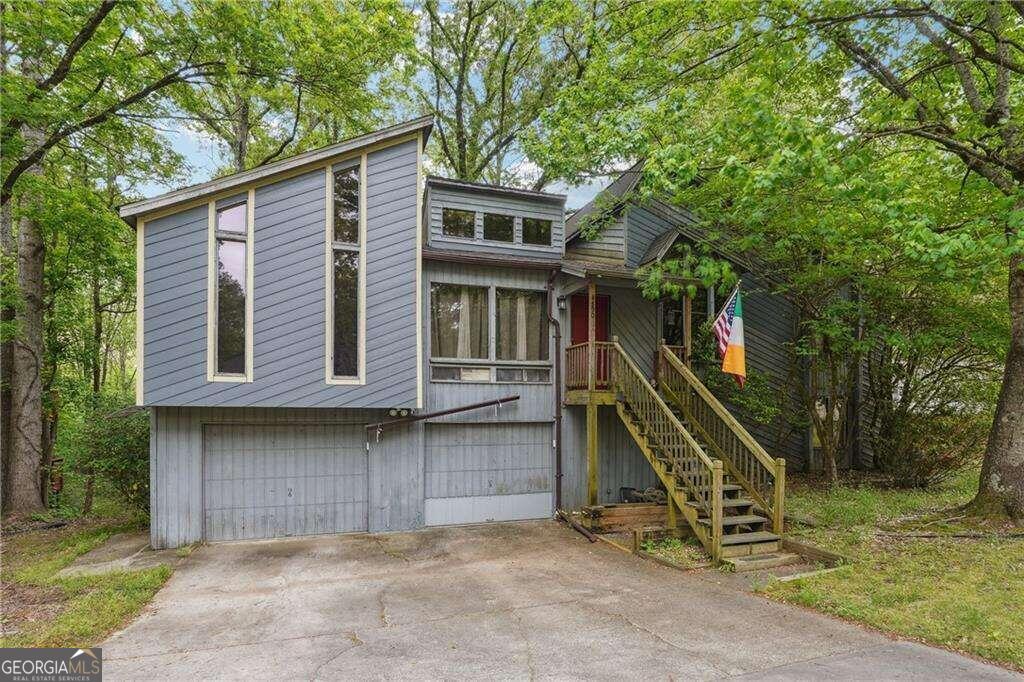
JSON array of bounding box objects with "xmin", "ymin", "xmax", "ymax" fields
[{"xmin": 102, "ymin": 521, "xmax": 1019, "ymax": 680}]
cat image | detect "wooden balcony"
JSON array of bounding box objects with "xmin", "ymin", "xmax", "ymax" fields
[{"xmin": 564, "ymin": 341, "xmax": 616, "ymax": 404}]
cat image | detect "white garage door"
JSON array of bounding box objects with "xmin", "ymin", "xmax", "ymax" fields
[
  {"xmin": 203, "ymin": 423, "xmax": 368, "ymax": 541},
  {"xmin": 424, "ymin": 422, "xmax": 552, "ymax": 526}
]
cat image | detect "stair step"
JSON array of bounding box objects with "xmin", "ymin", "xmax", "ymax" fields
[
  {"xmin": 720, "ymin": 531, "xmax": 779, "ymax": 546},
  {"xmin": 721, "ymin": 498, "xmax": 755, "ymax": 509},
  {"xmin": 698, "ymin": 514, "xmax": 766, "ymax": 528},
  {"xmin": 721, "ymin": 484, "xmax": 743, "ymax": 493},
  {"xmin": 723, "ymin": 552, "xmax": 802, "ymax": 573}
]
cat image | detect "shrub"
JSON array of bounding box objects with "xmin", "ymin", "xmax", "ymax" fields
[{"xmin": 66, "ymin": 392, "xmax": 150, "ymax": 513}]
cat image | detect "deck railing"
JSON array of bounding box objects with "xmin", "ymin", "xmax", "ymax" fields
[
  {"xmin": 657, "ymin": 343, "xmax": 786, "ymax": 533},
  {"xmin": 609, "ymin": 341, "xmax": 722, "ymax": 553},
  {"xmin": 565, "ymin": 341, "xmax": 614, "ymax": 390}
]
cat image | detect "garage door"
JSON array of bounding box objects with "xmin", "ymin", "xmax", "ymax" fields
[
  {"xmin": 424, "ymin": 422, "xmax": 552, "ymax": 526},
  {"xmin": 203, "ymin": 423, "xmax": 368, "ymax": 541}
]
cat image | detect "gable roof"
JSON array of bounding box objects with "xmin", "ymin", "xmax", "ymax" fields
[
  {"xmin": 119, "ymin": 116, "xmax": 434, "ymax": 223},
  {"xmin": 564, "ymin": 160, "xmax": 643, "ymax": 241}
]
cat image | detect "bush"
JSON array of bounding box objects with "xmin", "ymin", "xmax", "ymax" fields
[
  {"xmin": 66, "ymin": 392, "xmax": 150, "ymax": 513},
  {"xmin": 871, "ymin": 412, "xmax": 986, "ymax": 489}
]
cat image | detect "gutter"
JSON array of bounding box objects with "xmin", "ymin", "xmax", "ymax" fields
[{"xmin": 547, "ymin": 268, "xmax": 564, "ymax": 510}]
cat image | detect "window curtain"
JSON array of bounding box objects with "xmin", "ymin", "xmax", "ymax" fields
[
  {"xmin": 496, "ymin": 289, "xmax": 548, "ymax": 361},
  {"xmin": 431, "ymin": 284, "xmax": 487, "ymax": 359}
]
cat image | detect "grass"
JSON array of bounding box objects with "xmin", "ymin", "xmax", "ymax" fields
[
  {"xmin": 1, "ymin": 506, "xmax": 172, "ymax": 648},
  {"xmin": 762, "ymin": 467, "xmax": 1024, "ymax": 671},
  {"xmin": 641, "ymin": 536, "xmax": 711, "ymax": 568}
]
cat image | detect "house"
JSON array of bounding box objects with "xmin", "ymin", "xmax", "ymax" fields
[{"xmin": 122, "ymin": 116, "xmax": 821, "ymax": 563}]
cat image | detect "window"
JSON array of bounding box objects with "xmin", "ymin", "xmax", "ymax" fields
[
  {"xmin": 522, "ymin": 217, "xmax": 551, "ymax": 246},
  {"xmin": 210, "ymin": 199, "xmax": 251, "ymax": 379},
  {"xmin": 430, "ymin": 283, "xmax": 488, "ymax": 359},
  {"xmin": 483, "ymin": 213, "xmax": 513, "ymax": 242},
  {"xmin": 429, "ymin": 283, "xmax": 551, "ymax": 383},
  {"xmin": 329, "ymin": 163, "xmax": 363, "ymax": 380},
  {"xmin": 496, "ymin": 289, "xmax": 548, "ymax": 361},
  {"xmin": 442, "ymin": 208, "xmax": 475, "ymax": 238}
]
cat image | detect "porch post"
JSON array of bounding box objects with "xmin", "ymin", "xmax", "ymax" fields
[
  {"xmin": 683, "ymin": 291, "xmax": 693, "ymax": 367},
  {"xmin": 587, "ymin": 280, "xmax": 596, "ymax": 392},
  {"xmin": 586, "ymin": 279, "xmax": 599, "ymax": 505}
]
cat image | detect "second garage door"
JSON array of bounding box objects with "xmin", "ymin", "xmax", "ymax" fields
[
  {"xmin": 203, "ymin": 423, "xmax": 368, "ymax": 541},
  {"xmin": 424, "ymin": 422, "xmax": 552, "ymax": 526}
]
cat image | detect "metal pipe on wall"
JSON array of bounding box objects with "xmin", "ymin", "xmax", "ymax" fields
[{"xmin": 547, "ymin": 269, "xmax": 563, "ymax": 510}]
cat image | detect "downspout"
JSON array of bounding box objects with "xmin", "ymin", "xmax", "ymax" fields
[{"xmin": 547, "ymin": 269, "xmax": 563, "ymax": 510}]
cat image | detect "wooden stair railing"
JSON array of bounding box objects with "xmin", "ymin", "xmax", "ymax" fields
[
  {"xmin": 566, "ymin": 341, "xmax": 615, "ymax": 390},
  {"xmin": 657, "ymin": 344, "xmax": 786, "ymax": 534},
  {"xmin": 607, "ymin": 340, "xmax": 724, "ymax": 559}
]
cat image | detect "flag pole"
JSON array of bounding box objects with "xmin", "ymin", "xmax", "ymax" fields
[{"xmin": 713, "ymin": 280, "xmax": 742, "ymax": 321}]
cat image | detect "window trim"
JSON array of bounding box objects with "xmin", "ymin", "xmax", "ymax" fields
[
  {"xmin": 206, "ymin": 191, "xmax": 254, "ymax": 383},
  {"xmin": 325, "ymin": 157, "xmax": 367, "ymax": 385},
  {"xmin": 428, "ymin": 280, "xmax": 552, "ymax": 384}
]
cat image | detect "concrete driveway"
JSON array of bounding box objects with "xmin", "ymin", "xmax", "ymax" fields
[{"xmin": 103, "ymin": 521, "xmax": 1018, "ymax": 680}]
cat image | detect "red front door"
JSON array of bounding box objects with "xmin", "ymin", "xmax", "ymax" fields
[
  {"xmin": 570, "ymin": 293, "xmax": 610, "ymax": 345},
  {"xmin": 570, "ymin": 294, "xmax": 611, "ymax": 387}
]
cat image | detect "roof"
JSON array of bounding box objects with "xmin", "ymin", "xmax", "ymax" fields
[
  {"xmin": 120, "ymin": 116, "xmax": 434, "ymax": 221},
  {"xmin": 564, "ymin": 160, "xmax": 644, "ymax": 240},
  {"xmin": 426, "ymin": 176, "xmax": 566, "ymax": 204},
  {"xmin": 422, "ymin": 247, "xmax": 562, "ymax": 270}
]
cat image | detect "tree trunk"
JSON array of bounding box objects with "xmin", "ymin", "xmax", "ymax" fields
[
  {"xmin": 972, "ymin": 253, "xmax": 1024, "ymax": 520},
  {"xmin": 1, "ymin": 201, "xmax": 14, "ymax": 513},
  {"xmin": 8, "ymin": 169, "xmax": 46, "ymax": 516}
]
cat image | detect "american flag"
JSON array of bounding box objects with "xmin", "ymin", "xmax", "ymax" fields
[{"xmin": 713, "ymin": 288, "xmax": 739, "ymax": 358}]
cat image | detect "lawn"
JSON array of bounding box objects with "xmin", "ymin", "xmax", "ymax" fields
[
  {"xmin": 763, "ymin": 468, "xmax": 1024, "ymax": 671},
  {"xmin": 1, "ymin": 497, "xmax": 171, "ymax": 648}
]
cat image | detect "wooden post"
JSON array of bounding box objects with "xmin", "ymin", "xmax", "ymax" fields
[
  {"xmin": 586, "ymin": 279, "xmax": 599, "ymax": 506},
  {"xmin": 586, "ymin": 401, "xmax": 598, "ymax": 505},
  {"xmin": 711, "ymin": 460, "xmax": 724, "ymax": 560},
  {"xmin": 683, "ymin": 293, "xmax": 693, "ymax": 367},
  {"xmin": 667, "ymin": 493, "xmax": 677, "ymax": 529},
  {"xmin": 587, "ymin": 280, "xmax": 596, "ymax": 392},
  {"xmin": 773, "ymin": 457, "xmax": 786, "ymax": 534}
]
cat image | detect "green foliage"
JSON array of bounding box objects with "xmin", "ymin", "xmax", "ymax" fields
[
  {"xmin": 768, "ymin": 470, "xmax": 1023, "ymax": 670},
  {"xmin": 63, "ymin": 392, "xmax": 150, "ymax": 513}
]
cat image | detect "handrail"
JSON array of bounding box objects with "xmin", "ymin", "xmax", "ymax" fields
[
  {"xmin": 658, "ymin": 344, "xmax": 785, "ymax": 533},
  {"xmin": 610, "ymin": 340, "xmax": 718, "ymax": 517},
  {"xmin": 365, "ymin": 394, "xmax": 520, "ymax": 439}
]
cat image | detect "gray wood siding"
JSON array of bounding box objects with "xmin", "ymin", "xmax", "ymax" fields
[
  {"xmin": 424, "ymin": 423, "xmax": 551, "ymax": 498},
  {"xmin": 423, "ymin": 261, "xmax": 556, "ymax": 423},
  {"xmin": 142, "ymin": 139, "xmax": 420, "ymax": 409},
  {"xmin": 427, "ymin": 184, "xmax": 564, "ymax": 260},
  {"xmin": 625, "ymin": 204, "xmax": 671, "ymax": 268},
  {"xmin": 566, "ymin": 213, "xmax": 626, "ymax": 262},
  {"xmin": 561, "ymin": 405, "xmax": 659, "ymax": 509},
  {"xmin": 150, "ymin": 406, "xmax": 424, "ymax": 548}
]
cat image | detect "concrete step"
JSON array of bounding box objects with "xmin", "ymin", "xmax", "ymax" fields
[{"xmin": 722, "ymin": 552, "xmax": 802, "ymax": 573}]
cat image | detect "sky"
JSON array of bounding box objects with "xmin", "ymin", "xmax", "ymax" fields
[{"xmin": 139, "ymin": 125, "xmax": 607, "ymax": 211}]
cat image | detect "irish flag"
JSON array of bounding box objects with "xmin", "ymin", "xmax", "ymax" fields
[{"xmin": 713, "ymin": 287, "xmax": 746, "ymax": 388}]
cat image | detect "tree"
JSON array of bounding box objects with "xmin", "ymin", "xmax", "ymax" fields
[
  {"xmin": 416, "ymin": 0, "xmax": 598, "ymax": 188},
  {"xmin": 537, "ymin": 1, "xmax": 1016, "ymax": 503},
  {"xmin": 175, "ymin": 0, "xmax": 415, "ymax": 173}
]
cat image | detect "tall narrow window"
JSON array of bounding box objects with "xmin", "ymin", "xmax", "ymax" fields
[
  {"xmin": 214, "ymin": 201, "xmax": 248, "ymax": 376},
  {"xmin": 331, "ymin": 164, "xmax": 361, "ymax": 378}
]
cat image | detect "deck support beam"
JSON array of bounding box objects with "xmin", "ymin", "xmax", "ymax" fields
[{"xmin": 586, "ymin": 401, "xmax": 598, "ymax": 506}]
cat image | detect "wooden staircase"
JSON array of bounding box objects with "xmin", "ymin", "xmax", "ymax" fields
[{"xmin": 601, "ymin": 339, "xmax": 798, "ymax": 569}]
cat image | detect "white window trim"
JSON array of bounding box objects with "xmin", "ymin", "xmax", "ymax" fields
[
  {"xmin": 325, "ymin": 155, "xmax": 367, "ymax": 385},
  {"xmin": 206, "ymin": 190, "xmax": 255, "ymax": 383}
]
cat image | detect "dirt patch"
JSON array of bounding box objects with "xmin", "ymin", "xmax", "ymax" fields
[{"xmin": 0, "ymin": 581, "xmax": 67, "ymax": 637}]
